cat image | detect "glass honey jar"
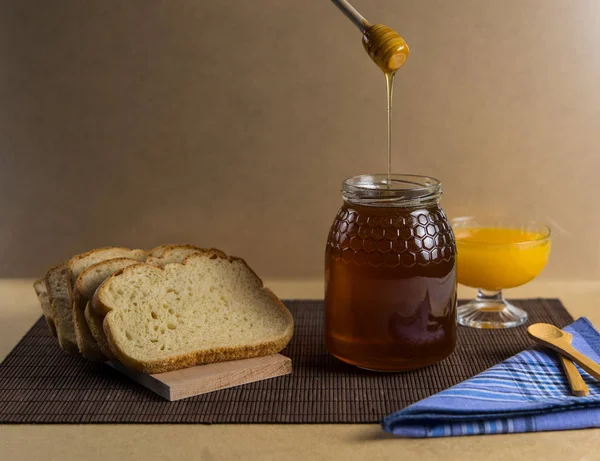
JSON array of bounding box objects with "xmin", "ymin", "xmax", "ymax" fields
[{"xmin": 324, "ymin": 174, "xmax": 457, "ymax": 371}]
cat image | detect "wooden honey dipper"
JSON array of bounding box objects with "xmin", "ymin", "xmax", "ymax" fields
[{"xmin": 331, "ymin": 0, "xmax": 409, "ymax": 73}]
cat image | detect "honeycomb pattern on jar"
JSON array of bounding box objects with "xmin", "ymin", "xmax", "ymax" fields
[{"xmin": 326, "ymin": 208, "xmax": 456, "ymax": 268}]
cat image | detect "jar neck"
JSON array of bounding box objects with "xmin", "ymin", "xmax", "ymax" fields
[
  {"xmin": 342, "ymin": 174, "xmax": 442, "ymax": 208},
  {"xmin": 343, "ymin": 194, "xmax": 441, "ymax": 208}
]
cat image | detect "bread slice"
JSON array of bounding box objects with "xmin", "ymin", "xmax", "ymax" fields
[
  {"xmin": 93, "ymin": 252, "xmax": 294, "ymax": 373},
  {"xmin": 73, "ymin": 257, "xmax": 145, "ymax": 361},
  {"xmin": 45, "ymin": 263, "xmax": 79, "ymax": 354},
  {"xmin": 85, "ymin": 301, "xmax": 113, "ymax": 359},
  {"xmin": 68, "ymin": 247, "xmax": 147, "ymax": 283},
  {"xmin": 84, "ymin": 249, "xmax": 220, "ymax": 360},
  {"xmin": 147, "ymin": 244, "xmax": 226, "ymax": 266},
  {"xmin": 33, "ymin": 278, "xmax": 57, "ymax": 337},
  {"xmin": 44, "ymin": 247, "xmax": 146, "ymax": 357}
]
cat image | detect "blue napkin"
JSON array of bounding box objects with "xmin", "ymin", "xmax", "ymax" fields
[{"xmin": 383, "ymin": 317, "xmax": 600, "ymax": 437}]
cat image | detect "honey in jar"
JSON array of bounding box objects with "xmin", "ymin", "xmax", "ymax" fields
[{"xmin": 324, "ymin": 174, "xmax": 457, "ymax": 371}]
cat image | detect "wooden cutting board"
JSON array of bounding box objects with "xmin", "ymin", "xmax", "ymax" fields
[{"xmin": 108, "ymin": 354, "xmax": 292, "ymax": 401}]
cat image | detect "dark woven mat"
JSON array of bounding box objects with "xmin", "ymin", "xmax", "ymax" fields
[{"xmin": 0, "ymin": 299, "xmax": 573, "ymax": 424}]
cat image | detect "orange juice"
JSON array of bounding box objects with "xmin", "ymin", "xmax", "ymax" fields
[{"xmin": 454, "ymin": 227, "xmax": 550, "ymax": 290}]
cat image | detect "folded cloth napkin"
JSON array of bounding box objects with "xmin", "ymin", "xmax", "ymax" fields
[{"xmin": 383, "ymin": 317, "xmax": 600, "ymax": 437}]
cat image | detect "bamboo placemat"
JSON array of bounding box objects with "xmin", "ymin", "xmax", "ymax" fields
[{"xmin": 0, "ymin": 299, "xmax": 573, "ymax": 423}]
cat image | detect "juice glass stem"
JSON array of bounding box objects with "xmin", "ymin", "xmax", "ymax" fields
[
  {"xmin": 477, "ymin": 289, "xmax": 503, "ymax": 303},
  {"xmin": 457, "ymin": 289, "xmax": 528, "ymax": 329}
]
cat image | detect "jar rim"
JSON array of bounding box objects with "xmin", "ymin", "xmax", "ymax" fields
[{"xmin": 342, "ymin": 174, "xmax": 442, "ymax": 206}]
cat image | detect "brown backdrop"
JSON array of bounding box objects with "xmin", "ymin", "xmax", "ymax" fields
[{"xmin": 1, "ymin": 0, "xmax": 599, "ymax": 279}]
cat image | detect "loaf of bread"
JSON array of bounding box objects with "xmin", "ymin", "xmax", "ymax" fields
[
  {"xmin": 35, "ymin": 245, "xmax": 293, "ymax": 375},
  {"xmin": 92, "ymin": 251, "xmax": 294, "ymax": 373}
]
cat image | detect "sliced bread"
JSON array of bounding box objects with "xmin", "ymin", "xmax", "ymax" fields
[
  {"xmin": 83, "ymin": 249, "xmax": 218, "ymax": 361},
  {"xmin": 33, "ymin": 278, "xmax": 57, "ymax": 337},
  {"xmin": 147, "ymin": 244, "xmax": 226, "ymax": 266},
  {"xmin": 45, "ymin": 263, "xmax": 79, "ymax": 355},
  {"xmin": 73, "ymin": 257, "xmax": 145, "ymax": 361},
  {"xmin": 45, "ymin": 247, "xmax": 147, "ymax": 357},
  {"xmin": 92, "ymin": 252, "xmax": 294, "ymax": 373},
  {"xmin": 68, "ymin": 247, "xmax": 147, "ymax": 283},
  {"xmin": 84, "ymin": 301, "xmax": 113, "ymax": 359}
]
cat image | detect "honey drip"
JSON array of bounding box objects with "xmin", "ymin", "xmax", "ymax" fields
[
  {"xmin": 385, "ymin": 71, "xmax": 394, "ymax": 186},
  {"xmin": 362, "ymin": 24, "xmax": 408, "ymax": 186}
]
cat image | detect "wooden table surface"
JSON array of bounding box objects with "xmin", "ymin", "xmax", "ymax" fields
[{"xmin": 1, "ymin": 279, "xmax": 600, "ymax": 461}]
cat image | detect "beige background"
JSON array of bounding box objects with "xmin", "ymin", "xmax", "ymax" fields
[{"xmin": 1, "ymin": 0, "xmax": 599, "ymax": 279}]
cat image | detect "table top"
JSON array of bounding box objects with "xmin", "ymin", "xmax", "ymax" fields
[{"xmin": 2, "ymin": 278, "xmax": 600, "ymax": 461}]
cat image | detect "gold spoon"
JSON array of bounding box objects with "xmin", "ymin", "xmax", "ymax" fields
[
  {"xmin": 528, "ymin": 323, "xmax": 600, "ymax": 382},
  {"xmin": 331, "ymin": 0, "xmax": 409, "ymax": 73},
  {"xmin": 558, "ymin": 331, "xmax": 589, "ymax": 397}
]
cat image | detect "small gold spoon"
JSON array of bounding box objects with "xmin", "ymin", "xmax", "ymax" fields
[
  {"xmin": 558, "ymin": 331, "xmax": 589, "ymax": 397},
  {"xmin": 331, "ymin": 0, "xmax": 409, "ymax": 73},
  {"xmin": 528, "ymin": 323, "xmax": 600, "ymax": 383}
]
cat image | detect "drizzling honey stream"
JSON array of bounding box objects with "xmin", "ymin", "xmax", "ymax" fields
[{"xmin": 362, "ymin": 24, "xmax": 409, "ymax": 186}]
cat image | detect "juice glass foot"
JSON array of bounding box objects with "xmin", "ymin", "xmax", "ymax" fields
[{"xmin": 457, "ymin": 289, "xmax": 527, "ymax": 329}]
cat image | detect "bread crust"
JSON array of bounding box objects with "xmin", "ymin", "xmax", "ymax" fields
[
  {"xmin": 104, "ymin": 321, "xmax": 293, "ymax": 374},
  {"xmin": 148, "ymin": 244, "xmax": 223, "ymax": 257},
  {"xmin": 45, "ymin": 262, "xmax": 80, "ymax": 355},
  {"xmin": 33, "ymin": 278, "xmax": 57, "ymax": 337},
  {"xmin": 94, "ymin": 251, "xmax": 294, "ymax": 374},
  {"xmin": 74, "ymin": 257, "xmax": 143, "ymax": 306},
  {"xmin": 73, "ymin": 304, "xmax": 106, "ymax": 361},
  {"xmin": 147, "ymin": 244, "xmax": 227, "ymax": 266},
  {"xmin": 67, "ymin": 247, "xmax": 147, "ymax": 280},
  {"xmin": 84, "ymin": 301, "xmax": 115, "ymax": 360}
]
